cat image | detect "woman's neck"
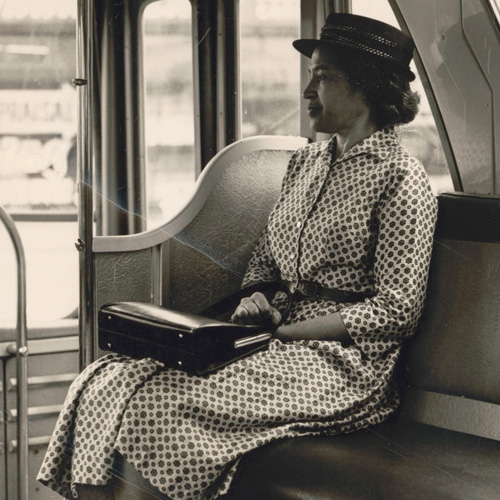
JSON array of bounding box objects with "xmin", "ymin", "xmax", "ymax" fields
[{"xmin": 334, "ymin": 119, "xmax": 378, "ymax": 160}]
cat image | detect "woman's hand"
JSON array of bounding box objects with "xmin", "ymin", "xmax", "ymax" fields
[{"xmin": 231, "ymin": 292, "xmax": 282, "ymax": 327}]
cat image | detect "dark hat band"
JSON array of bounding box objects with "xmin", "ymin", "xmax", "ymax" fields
[
  {"xmin": 320, "ymin": 25, "xmax": 412, "ymax": 68},
  {"xmin": 322, "ymin": 24, "xmax": 408, "ymax": 54}
]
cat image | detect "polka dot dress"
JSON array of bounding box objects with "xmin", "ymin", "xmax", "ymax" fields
[{"xmin": 38, "ymin": 127, "xmax": 437, "ymax": 500}]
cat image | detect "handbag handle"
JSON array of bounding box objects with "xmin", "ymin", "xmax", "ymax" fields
[{"xmin": 198, "ymin": 281, "xmax": 292, "ymax": 331}]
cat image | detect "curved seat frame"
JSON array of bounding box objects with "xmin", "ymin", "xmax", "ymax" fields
[{"xmin": 93, "ymin": 135, "xmax": 308, "ymax": 254}]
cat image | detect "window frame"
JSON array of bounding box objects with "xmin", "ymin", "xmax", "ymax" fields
[{"xmin": 388, "ymin": 0, "xmax": 461, "ymax": 191}]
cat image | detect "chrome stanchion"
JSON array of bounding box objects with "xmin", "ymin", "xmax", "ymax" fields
[
  {"xmin": 0, "ymin": 204, "xmax": 29, "ymax": 500},
  {"xmin": 76, "ymin": 0, "xmax": 96, "ymax": 369}
]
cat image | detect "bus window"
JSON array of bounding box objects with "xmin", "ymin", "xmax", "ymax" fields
[
  {"xmin": 352, "ymin": 0, "xmax": 454, "ymax": 194},
  {"xmin": 0, "ymin": 0, "xmax": 78, "ymax": 322},
  {"xmin": 143, "ymin": 0, "xmax": 195, "ymax": 229},
  {"xmin": 240, "ymin": 0, "xmax": 301, "ymax": 137}
]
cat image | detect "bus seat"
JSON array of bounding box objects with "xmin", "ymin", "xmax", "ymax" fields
[{"xmin": 225, "ymin": 192, "xmax": 500, "ymax": 500}]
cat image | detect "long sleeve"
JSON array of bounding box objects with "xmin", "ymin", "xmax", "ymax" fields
[{"xmin": 339, "ymin": 161, "xmax": 437, "ymax": 358}]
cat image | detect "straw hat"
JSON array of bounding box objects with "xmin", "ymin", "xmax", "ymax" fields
[{"xmin": 293, "ymin": 13, "xmax": 416, "ymax": 81}]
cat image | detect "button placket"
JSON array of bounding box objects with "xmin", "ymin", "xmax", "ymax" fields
[{"xmin": 295, "ymin": 151, "xmax": 332, "ymax": 282}]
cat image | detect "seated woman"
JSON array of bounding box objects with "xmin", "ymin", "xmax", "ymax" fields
[{"xmin": 38, "ymin": 13, "xmax": 437, "ymax": 500}]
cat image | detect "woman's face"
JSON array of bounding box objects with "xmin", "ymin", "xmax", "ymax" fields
[{"xmin": 304, "ymin": 46, "xmax": 370, "ymax": 135}]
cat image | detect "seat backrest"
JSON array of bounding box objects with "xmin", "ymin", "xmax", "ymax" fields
[
  {"xmin": 403, "ymin": 192, "xmax": 500, "ymax": 440},
  {"xmin": 92, "ymin": 136, "xmax": 307, "ymax": 318},
  {"xmin": 163, "ymin": 138, "xmax": 307, "ymax": 312}
]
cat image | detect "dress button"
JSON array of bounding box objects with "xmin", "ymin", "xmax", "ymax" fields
[{"xmin": 296, "ymin": 221, "xmax": 301, "ymax": 229}]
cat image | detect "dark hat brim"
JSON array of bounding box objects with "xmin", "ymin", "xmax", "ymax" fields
[
  {"xmin": 292, "ymin": 39, "xmax": 321, "ymax": 58},
  {"xmin": 293, "ymin": 38, "xmax": 416, "ymax": 81}
]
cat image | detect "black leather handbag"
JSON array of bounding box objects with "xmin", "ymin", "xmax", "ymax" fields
[{"xmin": 98, "ymin": 282, "xmax": 291, "ymax": 375}]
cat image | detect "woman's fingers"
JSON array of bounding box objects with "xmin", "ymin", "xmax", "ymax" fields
[
  {"xmin": 231, "ymin": 292, "xmax": 281, "ymax": 326},
  {"xmin": 242, "ymin": 295, "xmax": 263, "ymax": 317},
  {"xmin": 250, "ymin": 292, "xmax": 282, "ymax": 325},
  {"xmin": 231, "ymin": 302, "xmax": 253, "ymax": 324},
  {"xmin": 270, "ymin": 309, "xmax": 282, "ymax": 326},
  {"xmin": 231, "ymin": 296, "xmax": 263, "ymax": 325},
  {"xmin": 249, "ymin": 292, "xmax": 271, "ymax": 318}
]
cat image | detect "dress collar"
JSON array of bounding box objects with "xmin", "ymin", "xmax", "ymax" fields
[{"xmin": 329, "ymin": 126, "xmax": 400, "ymax": 163}]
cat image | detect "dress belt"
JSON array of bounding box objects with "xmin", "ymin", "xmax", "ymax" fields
[{"xmin": 283, "ymin": 280, "xmax": 370, "ymax": 303}]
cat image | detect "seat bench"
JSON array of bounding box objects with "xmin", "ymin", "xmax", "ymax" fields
[{"xmin": 226, "ymin": 419, "xmax": 500, "ymax": 500}]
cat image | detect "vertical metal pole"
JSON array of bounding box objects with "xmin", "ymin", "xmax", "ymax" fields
[
  {"xmin": 76, "ymin": 0, "xmax": 96, "ymax": 369},
  {"xmin": 331, "ymin": 0, "xmax": 352, "ymax": 12},
  {"xmin": 216, "ymin": 0, "xmax": 240, "ymax": 149},
  {"xmin": 151, "ymin": 244, "xmax": 163, "ymax": 305},
  {"xmin": 300, "ymin": 0, "xmax": 328, "ymax": 140},
  {"xmin": 0, "ymin": 205, "xmax": 29, "ymax": 500},
  {"xmin": 192, "ymin": 0, "xmax": 218, "ymax": 174}
]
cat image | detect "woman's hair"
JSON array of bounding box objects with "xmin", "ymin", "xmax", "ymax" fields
[{"xmin": 329, "ymin": 48, "xmax": 420, "ymax": 129}]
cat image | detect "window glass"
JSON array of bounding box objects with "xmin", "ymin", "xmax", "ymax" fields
[
  {"xmin": 240, "ymin": 0, "xmax": 301, "ymax": 137},
  {"xmin": 0, "ymin": 0, "xmax": 78, "ymax": 322},
  {"xmin": 352, "ymin": 0, "xmax": 454, "ymax": 194},
  {"xmin": 143, "ymin": 0, "xmax": 195, "ymax": 228}
]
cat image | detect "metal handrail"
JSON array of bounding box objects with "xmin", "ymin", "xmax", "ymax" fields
[{"xmin": 0, "ymin": 204, "xmax": 29, "ymax": 500}]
